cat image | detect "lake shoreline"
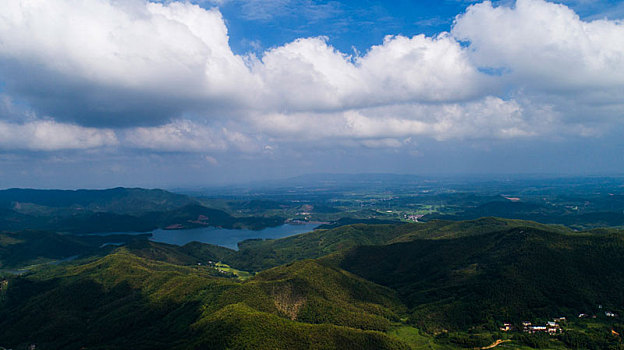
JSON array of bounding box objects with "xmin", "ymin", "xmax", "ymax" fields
[{"xmin": 79, "ymin": 223, "xmax": 320, "ymax": 250}]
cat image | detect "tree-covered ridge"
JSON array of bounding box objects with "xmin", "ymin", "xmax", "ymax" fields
[
  {"xmin": 0, "ymin": 249, "xmax": 409, "ymax": 350},
  {"xmin": 0, "ymin": 188, "xmax": 195, "ymax": 214},
  {"xmin": 210, "ymin": 217, "xmax": 571, "ymax": 272},
  {"xmin": 0, "ymin": 230, "xmax": 149, "ymax": 268},
  {"xmin": 0, "ymin": 188, "xmax": 285, "ymax": 233},
  {"xmin": 336, "ymin": 227, "xmax": 624, "ymax": 331},
  {"xmin": 2, "ymin": 218, "xmax": 624, "ymax": 349}
]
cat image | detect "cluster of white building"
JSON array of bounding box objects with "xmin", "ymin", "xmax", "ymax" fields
[
  {"xmin": 522, "ymin": 319, "xmax": 564, "ymax": 335},
  {"xmin": 499, "ymin": 317, "xmax": 566, "ymax": 335},
  {"xmin": 501, "ymin": 307, "xmax": 621, "ymax": 334}
]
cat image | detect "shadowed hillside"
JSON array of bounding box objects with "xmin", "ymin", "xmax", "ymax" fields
[
  {"xmin": 3, "ymin": 218, "xmax": 624, "ymax": 349},
  {"xmin": 0, "ymin": 250, "xmax": 409, "ymax": 350},
  {"xmin": 221, "ymin": 218, "xmax": 570, "ymax": 271},
  {"xmin": 336, "ymin": 227, "xmax": 624, "ymax": 331}
]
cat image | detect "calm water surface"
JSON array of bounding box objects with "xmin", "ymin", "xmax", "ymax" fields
[{"xmin": 149, "ymin": 223, "xmax": 319, "ymax": 250}]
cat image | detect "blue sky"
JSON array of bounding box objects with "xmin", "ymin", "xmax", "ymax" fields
[
  {"xmin": 217, "ymin": 0, "xmax": 624, "ymax": 54},
  {"xmin": 220, "ymin": 0, "xmax": 465, "ymax": 54},
  {"xmin": 0, "ymin": 0, "xmax": 623, "ymax": 188}
]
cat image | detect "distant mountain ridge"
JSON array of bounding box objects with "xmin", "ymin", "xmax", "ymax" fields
[
  {"xmin": 0, "ymin": 188, "xmax": 284, "ymax": 233},
  {"xmin": 0, "ymin": 187, "xmax": 195, "ymax": 214}
]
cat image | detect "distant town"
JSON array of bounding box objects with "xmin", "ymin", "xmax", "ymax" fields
[{"xmin": 500, "ymin": 309, "xmax": 620, "ymax": 335}]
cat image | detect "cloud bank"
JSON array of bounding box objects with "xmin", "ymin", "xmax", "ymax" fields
[{"xmin": 0, "ymin": 0, "xmax": 622, "ymax": 157}]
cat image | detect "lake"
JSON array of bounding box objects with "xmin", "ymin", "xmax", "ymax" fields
[{"xmin": 149, "ymin": 223, "xmax": 319, "ymax": 250}]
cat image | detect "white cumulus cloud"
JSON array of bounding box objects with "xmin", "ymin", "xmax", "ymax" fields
[
  {"xmin": 0, "ymin": 0, "xmax": 257, "ymax": 125},
  {"xmin": 123, "ymin": 120, "xmax": 261, "ymax": 153},
  {"xmin": 0, "ymin": 120, "xmax": 118, "ymax": 151},
  {"xmin": 0, "ymin": 0, "xmax": 622, "ymax": 155},
  {"xmin": 453, "ymin": 0, "xmax": 624, "ymax": 91}
]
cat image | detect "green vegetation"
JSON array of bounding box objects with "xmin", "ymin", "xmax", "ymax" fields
[
  {"xmin": 335, "ymin": 226, "xmax": 624, "ymax": 332},
  {"xmin": 0, "ymin": 188, "xmax": 284, "ymax": 233},
  {"xmin": 0, "ymin": 251, "xmax": 230, "ymax": 349},
  {"xmin": 0, "ymin": 249, "xmax": 410, "ymax": 349},
  {"xmin": 389, "ymin": 326, "xmax": 454, "ymax": 349},
  {"xmin": 201, "ymin": 217, "xmax": 571, "ymax": 272},
  {"xmin": 0, "ymin": 230, "xmax": 150, "ymax": 269},
  {"xmin": 2, "ymin": 210, "xmax": 624, "ymax": 349},
  {"xmin": 190, "ymin": 303, "xmax": 410, "ymax": 350},
  {"xmin": 213, "ymin": 262, "xmax": 253, "ymax": 280},
  {"xmin": 230, "ymin": 223, "xmax": 409, "ymax": 271}
]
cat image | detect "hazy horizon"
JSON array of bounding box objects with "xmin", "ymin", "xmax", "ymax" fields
[{"xmin": 2, "ymin": 171, "xmax": 624, "ymax": 192}]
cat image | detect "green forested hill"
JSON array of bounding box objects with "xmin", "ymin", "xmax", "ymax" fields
[
  {"xmin": 0, "ymin": 188, "xmax": 285, "ymax": 233},
  {"xmin": 336, "ymin": 227, "xmax": 624, "ymax": 330},
  {"xmin": 2, "ymin": 218, "xmax": 624, "ymax": 349},
  {"xmin": 222, "ymin": 217, "xmax": 570, "ymax": 271},
  {"xmin": 0, "ymin": 188, "xmax": 195, "ymax": 214},
  {"xmin": 0, "ymin": 230, "xmax": 150, "ymax": 268},
  {"xmin": 0, "ymin": 250, "xmax": 410, "ymax": 350}
]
